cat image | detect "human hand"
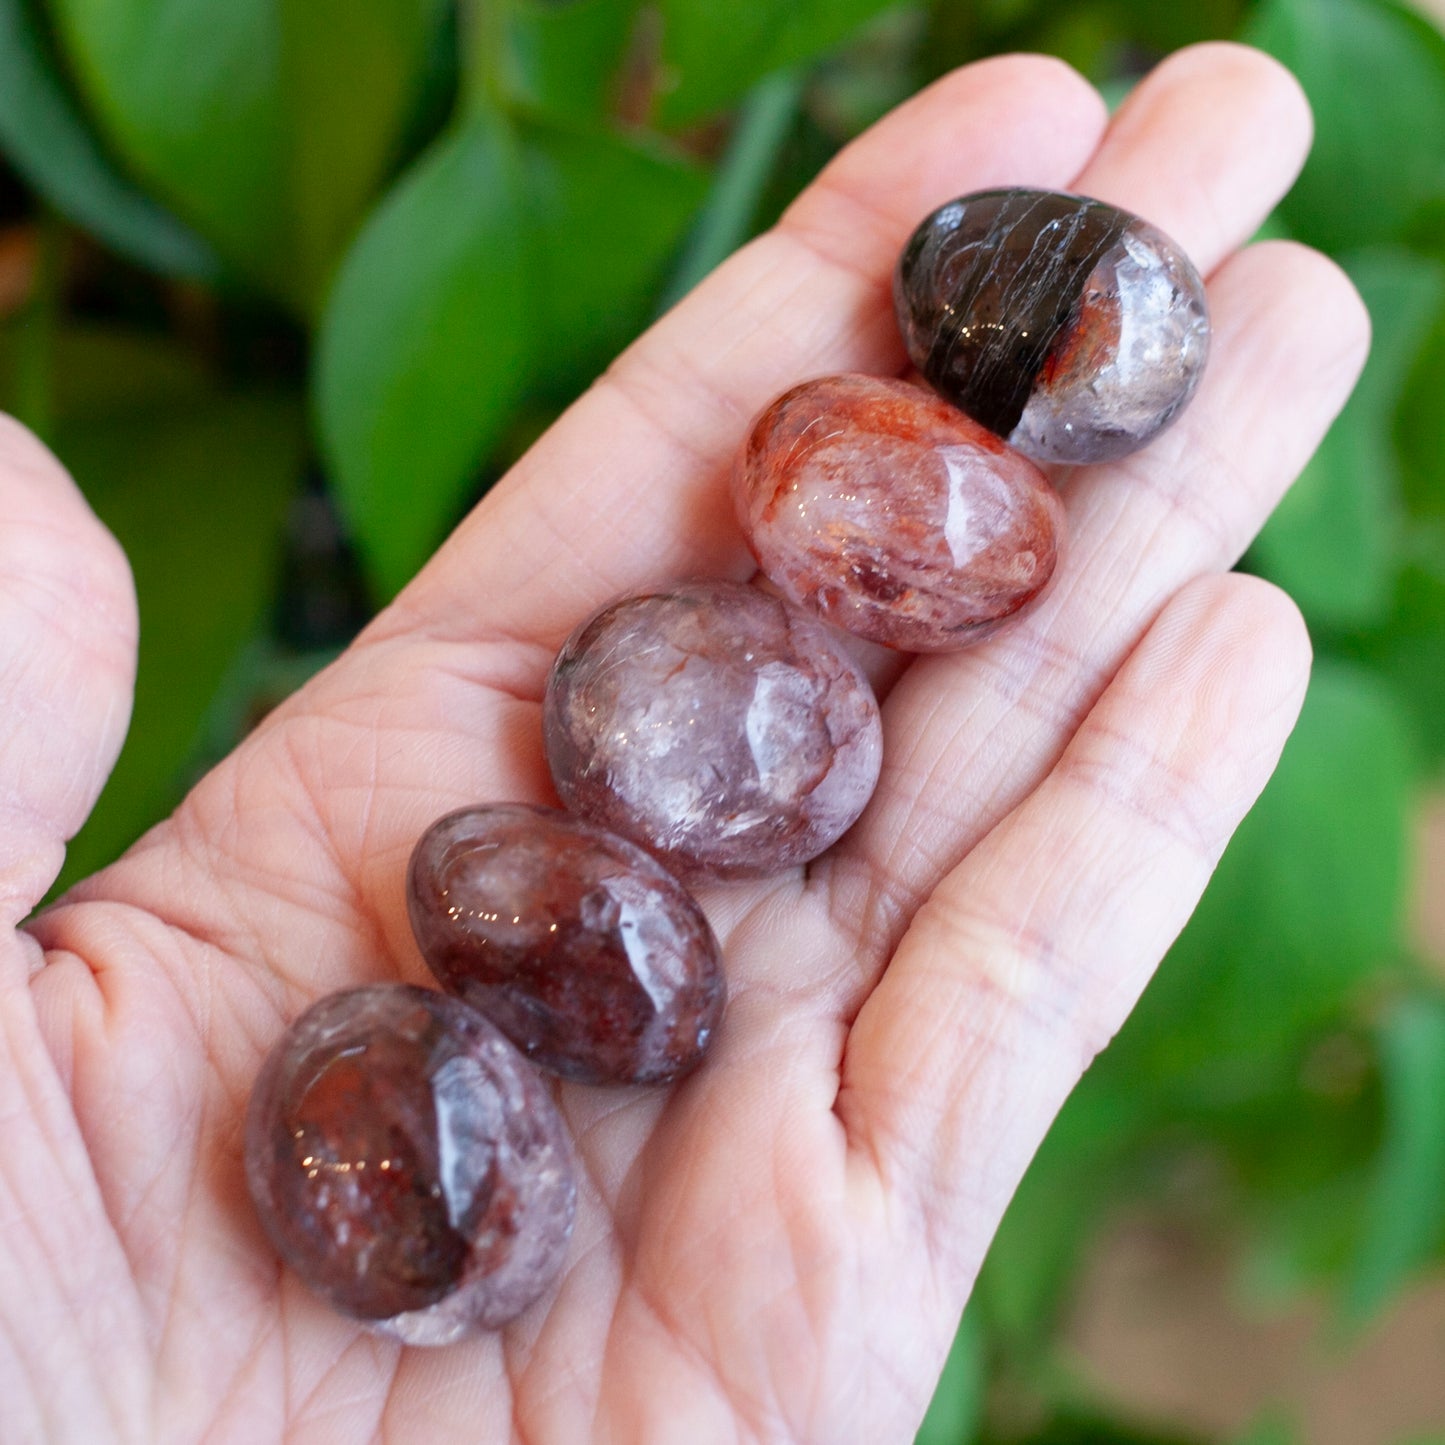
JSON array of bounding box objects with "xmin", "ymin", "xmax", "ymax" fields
[{"xmin": 0, "ymin": 42, "xmax": 1366, "ymax": 1444}]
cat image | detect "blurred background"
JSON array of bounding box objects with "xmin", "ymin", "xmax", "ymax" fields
[{"xmin": 0, "ymin": 0, "xmax": 1441, "ymax": 1439}]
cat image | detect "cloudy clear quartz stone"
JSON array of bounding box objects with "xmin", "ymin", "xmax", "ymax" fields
[
  {"xmin": 1009, "ymin": 227, "xmax": 1211, "ymax": 462},
  {"xmin": 543, "ymin": 581, "xmax": 883, "ymax": 879},
  {"xmin": 895, "ymin": 187, "xmax": 1210, "ymax": 464}
]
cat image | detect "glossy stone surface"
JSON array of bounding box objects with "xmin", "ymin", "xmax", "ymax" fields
[
  {"xmin": 734, "ymin": 373, "xmax": 1064, "ymax": 651},
  {"xmin": 408, "ymin": 804, "xmax": 726, "ymax": 1085},
  {"xmin": 245, "ymin": 985, "xmax": 576, "ymax": 1343},
  {"xmin": 544, "ymin": 581, "xmax": 883, "ymax": 879},
  {"xmin": 895, "ymin": 188, "xmax": 1209, "ymax": 464}
]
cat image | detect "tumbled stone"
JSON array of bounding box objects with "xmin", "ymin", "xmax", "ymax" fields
[
  {"xmin": 244, "ymin": 985, "xmax": 576, "ymax": 1344},
  {"xmin": 734, "ymin": 373, "xmax": 1064, "ymax": 651},
  {"xmin": 543, "ymin": 581, "xmax": 882, "ymax": 879},
  {"xmin": 895, "ymin": 187, "xmax": 1209, "ymax": 464},
  {"xmin": 408, "ymin": 804, "xmax": 725, "ymax": 1085}
]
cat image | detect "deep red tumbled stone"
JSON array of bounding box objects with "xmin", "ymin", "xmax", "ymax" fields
[
  {"xmin": 734, "ymin": 374, "xmax": 1064, "ymax": 652},
  {"xmin": 244, "ymin": 985, "xmax": 576, "ymax": 1343},
  {"xmin": 407, "ymin": 804, "xmax": 725, "ymax": 1085},
  {"xmin": 543, "ymin": 581, "xmax": 882, "ymax": 879}
]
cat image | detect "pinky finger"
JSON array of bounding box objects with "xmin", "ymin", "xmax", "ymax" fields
[{"xmin": 836, "ymin": 572, "xmax": 1311, "ymax": 1280}]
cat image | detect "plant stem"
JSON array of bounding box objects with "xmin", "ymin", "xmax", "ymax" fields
[
  {"xmin": 13, "ymin": 208, "xmax": 63, "ymax": 441},
  {"xmin": 458, "ymin": 0, "xmax": 510, "ymax": 115},
  {"xmin": 658, "ymin": 68, "xmax": 803, "ymax": 310}
]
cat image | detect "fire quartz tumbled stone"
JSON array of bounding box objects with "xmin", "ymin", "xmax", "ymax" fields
[
  {"xmin": 244, "ymin": 984, "xmax": 576, "ymax": 1344},
  {"xmin": 734, "ymin": 373, "xmax": 1064, "ymax": 651},
  {"xmin": 543, "ymin": 581, "xmax": 883, "ymax": 879},
  {"xmin": 895, "ymin": 187, "xmax": 1209, "ymax": 464},
  {"xmin": 408, "ymin": 804, "xmax": 726, "ymax": 1085}
]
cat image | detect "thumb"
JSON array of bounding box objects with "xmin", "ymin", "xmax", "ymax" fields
[
  {"xmin": 0, "ymin": 414, "xmax": 137, "ymax": 927},
  {"xmin": 0, "ymin": 414, "xmax": 151, "ymax": 1439}
]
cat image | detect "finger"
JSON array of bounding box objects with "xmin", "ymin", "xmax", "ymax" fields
[
  {"xmin": 835, "ymin": 573, "xmax": 1311, "ymax": 1276},
  {"xmin": 1076, "ymin": 42, "xmax": 1311, "ymax": 271},
  {"xmin": 378, "ymin": 53, "xmax": 1109, "ymax": 653},
  {"xmin": 825, "ymin": 239, "xmax": 1367, "ymax": 954},
  {"xmin": 0, "ymin": 416, "xmax": 137, "ymax": 925}
]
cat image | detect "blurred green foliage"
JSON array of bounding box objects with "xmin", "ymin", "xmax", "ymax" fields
[{"xmin": 0, "ymin": 0, "xmax": 1442, "ymax": 1439}]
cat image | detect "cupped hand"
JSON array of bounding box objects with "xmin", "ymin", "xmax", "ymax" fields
[{"xmin": 0, "ymin": 43, "xmax": 1366, "ymax": 1445}]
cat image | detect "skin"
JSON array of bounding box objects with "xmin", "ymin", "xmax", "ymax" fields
[{"xmin": 0, "ymin": 43, "xmax": 1367, "ymax": 1445}]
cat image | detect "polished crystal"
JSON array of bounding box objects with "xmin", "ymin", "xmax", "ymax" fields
[{"xmin": 895, "ymin": 187, "xmax": 1209, "ymax": 463}]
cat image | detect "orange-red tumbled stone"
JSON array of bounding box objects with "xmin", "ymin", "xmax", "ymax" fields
[{"xmin": 733, "ymin": 374, "xmax": 1065, "ymax": 652}]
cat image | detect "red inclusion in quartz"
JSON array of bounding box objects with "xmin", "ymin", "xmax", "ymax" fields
[
  {"xmin": 734, "ymin": 374, "xmax": 1064, "ymax": 652},
  {"xmin": 245, "ymin": 985, "xmax": 576, "ymax": 1343},
  {"xmin": 544, "ymin": 581, "xmax": 882, "ymax": 879},
  {"xmin": 408, "ymin": 805, "xmax": 725, "ymax": 1085}
]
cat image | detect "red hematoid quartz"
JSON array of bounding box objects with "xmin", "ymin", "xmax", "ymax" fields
[
  {"xmin": 408, "ymin": 804, "xmax": 726, "ymax": 1085},
  {"xmin": 734, "ymin": 374, "xmax": 1064, "ymax": 652},
  {"xmin": 543, "ymin": 580, "xmax": 883, "ymax": 879},
  {"xmin": 245, "ymin": 985, "xmax": 576, "ymax": 1343}
]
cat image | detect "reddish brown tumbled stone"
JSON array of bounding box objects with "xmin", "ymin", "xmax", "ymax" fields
[
  {"xmin": 734, "ymin": 374, "xmax": 1064, "ymax": 652},
  {"xmin": 408, "ymin": 804, "xmax": 725, "ymax": 1085},
  {"xmin": 244, "ymin": 985, "xmax": 576, "ymax": 1344},
  {"xmin": 543, "ymin": 581, "xmax": 882, "ymax": 879}
]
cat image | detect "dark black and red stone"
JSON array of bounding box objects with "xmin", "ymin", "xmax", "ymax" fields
[
  {"xmin": 245, "ymin": 985, "xmax": 576, "ymax": 1343},
  {"xmin": 408, "ymin": 804, "xmax": 726, "ymax": 1085},
  {"xmin": 895, "ymin": 188, "xmax": 1209, "ymax": 464}
]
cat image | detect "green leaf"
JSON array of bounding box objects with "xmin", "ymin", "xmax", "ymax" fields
[
  {"xmin": 661, "ymin": 69, "xmax": 803, "ymax": 309},
  {"xmin": 48, "ymin": 0, "xmax": 443, "ymax": 308},
  {"xmin": 0, "ymin": 321, "xmax": 212, "ymax": 426},
  {"xmin": 520, "ymin": 122, "xmax": 707, "ymax": 393},
  {"xmin": 1238, "ymin": 1156, "xmax": 1377, "ymax": 1305},
  {"xmin": 51, "ymin": 383, "xmax": 303, "ymax": 888},
  {"xmin": 316, "ymin": 111, "xmax": 530, "ymax": 600},
  {"xmin": 976, "ymin": 1079, "xmax": 1144, "ymax": 1351},
  {"xmin": 316, "ymin": 111, "xmax": 704, "ymax": 598},
  {"xmin": 279, "ymin": 0, "xmax": 449, "ymax": 302},
  {"xmin": 1105, "ymin": 662, "xmax": 1415, "ymax": 1100},
  {"xmin": 916, "ymin": 1305, "xmax": 983, "ymax": 1445},
  {"xmin": 1339, "ymin": 559, "xmax": 1445, "ymax": 776},
  {"xmin": 1250, "ymin": 249, "xmax": 1445, "ymax": 630},
  {"xmin": 653, "ymin": 0, "xmax": 904, "ymax": 127},
  {"xmin": 0, "ymin": 0, "xmax": 217, "ymax": 278},
  {"xmin": 1244, "ymin": 0, "xmax": 1445, "ymax": 253},
  {"xmin": 1346, "ymin": 991, "xmax": 1445, "ymax": 1320},
  {"xmin": 1015, "ymin": 3, "xmax": 1124, "ymax": 82},
  {"xmin": 500, "ymin": 0, "xmax": 641, "ymax": 125},
  {"xmin": 48, "ymin": 0, "xmax": 284, "ymax": 289},
  {"xmin": 1110, "ymin": 0, "xmax": 1246, "ymax": 55},
  {"xmin": 808, "ymin": 7, "xmax": 922, "ymax": 138},
  {"xmin": 996, "ymin": 1414, "xmax": 1209, "ymax": 1445},
  {"xmin": 1231, "ymin": 1417, "xmax": 1300, "ymax": 1445},
  {"xmin": 1398, "ymin": 289, "xmax": 1445, "ymax": 524}
]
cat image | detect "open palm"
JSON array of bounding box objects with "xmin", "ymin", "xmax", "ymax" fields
[{"xmin": 0, "ymin": 44, "xmax": 1366, "ymax": 1445}]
